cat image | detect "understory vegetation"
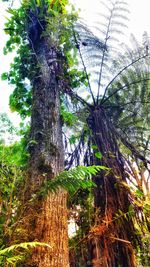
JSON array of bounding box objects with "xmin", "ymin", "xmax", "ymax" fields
[{"xmin": 0, "ymin": 0, "xmax": 150, "ymax": 266}]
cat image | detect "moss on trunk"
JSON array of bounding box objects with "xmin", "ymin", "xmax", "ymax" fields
[{"xmin": 14, "ymin": 37, "xmax": 69, "ymax": 267}]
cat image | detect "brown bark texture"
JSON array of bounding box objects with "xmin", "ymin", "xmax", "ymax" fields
[
  {"xmin": 16, "ymin": 38, "xmax": 69, "ymax": 267},
  {"xmin": 87, "ymin": 107, "xmax": 137, "ymax": 267}
]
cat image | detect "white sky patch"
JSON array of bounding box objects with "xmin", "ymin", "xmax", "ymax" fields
[
  {"xmin": 72, "ymin": 0, "xmax": 150, "ymax": 40},
  {"xmin": 0, "ymin": 0, "xmax": 150, "ymax": 127},
  {"xmin": 127, "ymin": 0, "xmax": 150, "ymax": 38}
]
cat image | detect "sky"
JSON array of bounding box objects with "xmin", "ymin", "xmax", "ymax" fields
[
  {"xmin": 0, "ymin": 0, "xmax": 150, "ymax": 126},
  {"xmin": 73, "ymin": 0, "xmax": 150, "ymax": 38}
]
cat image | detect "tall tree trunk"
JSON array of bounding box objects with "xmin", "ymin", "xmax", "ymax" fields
[
  {"xmin": 16, "ymin": 39, "xmax": 69, "ymax": 266},
  {"xmin": 88, "ymin": 107, "xmax": 137, "ymax": 267}
]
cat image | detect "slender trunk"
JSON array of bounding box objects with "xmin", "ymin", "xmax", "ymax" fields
[
  {"xmin": 16, "ymin": 39, "xmax": 69, "ymax": 266},
  {"xmin": 88, "ymin": 107, "xmax": 137, "ymax": 267}
]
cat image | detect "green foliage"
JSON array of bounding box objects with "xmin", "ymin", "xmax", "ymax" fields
[
  {"xmin": 94, "ymin": 151, "xmax": 102, "ymax": 159},
  {"xmin": 0, "ymin": 241, "xmax": 51, "ymax": 266},
  {"xmin": 1, "ymin": 72, "xmax": 8, "ymax": 81},
  {"xmin": 0, "ymin": 113, "xmax": 16, "ymax": 144},
  {"xmin": 114, "ymin": 208, "xmax": 134, "ymax": 223},
  {"xmin": 69, "ymin": 134, "xmax": 77, "ymax": 144},
  {"xmin": 2, "ymin": 3, "xmax": 33, "ymax": 117},
  {"xmin": 0, "ymin": 143, "xmax": 25, "ymax": 223},
  {"xmin": 67, "ymin": 69, "xmax": 88, "ymax": 89},
  {"xmin": 40, "ymin": 165, "xmax": 109, "ymax": 197},
  {"xmin": 62, "ymin": 2, "xmax": 150, "ymax": 266},
  {"xmin": 2, "ymin": 0, "xmax": 150, "ymax": 265},
  {"xmin": 61, "ymin": 104, "xmax": 77, "ymax": 127},
  {"xmin": 91, "ymin": 145, "xmax": 98, "ymax": 150},
  {"xmin": 0, "ymin": 122, "xmax": 29, "ymax": 252},
  {"xmin": 0, "ymin": 117, "xmax": 30, "ymax": 167},
  {"xmin": 136, "ymin": 233, "xmax": 150, "ymax": 267},
  {"xmin": 2, "ymin": 0, "xmax": 80, "ymax": 118}
]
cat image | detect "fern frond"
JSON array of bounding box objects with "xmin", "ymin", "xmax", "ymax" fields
[
  {"xmin": 75, "ymin": 0, "xmax": 130, "ymax": 104},
  {"xmin": 0, "ymin": 242, "xmax": 51, "ymax": 265},
  {"xmin": 40, "ymin": 166, "xmax": 109, "ymax": 197},
  {"xmin": 0, "ymin": 242, "xmax": 51, "ymax": 255}
]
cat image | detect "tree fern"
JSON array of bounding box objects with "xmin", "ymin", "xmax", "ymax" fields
[
  {"xmin": 63, "ymin": 1, "xmax": 150, "ymax": 266},
  {"xmin": 67, "ymin": 7, "xmax": 150, "ymax": 176}
]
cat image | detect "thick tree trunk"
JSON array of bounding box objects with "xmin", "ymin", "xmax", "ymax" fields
[
  {"xmin": 27, "ymin": 191, "xmax": 69, "ymax": 267},
  {"xmin": 17, "ymin": 39, "xmax": 69, "ymax": 266},
  {"xmin": 88, "ymin": 107, "xmax": 137, "ymax": 267}
]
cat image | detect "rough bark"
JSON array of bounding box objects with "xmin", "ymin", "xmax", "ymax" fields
[
  {"xmin": 17, "ymin": 38, "xmax": 69, "ymax": 266},
  {"xmin": 87, "ymin": 107, "xmax": 137, "ymax": 267}
]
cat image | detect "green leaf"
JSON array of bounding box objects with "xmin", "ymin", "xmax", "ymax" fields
[
  {"xmin": 128, "ymin": 204, "xmax": 134, "ymax": 217},
  {"xmin": 95, "ymin": 152, "xmax": 102, "ymax": 159},
  {"xmin": 135, "ymin": 189, "xmax": 144, "ymax": 198},
  {"xmin": 91, "ymin": 145, "xmax": 98, "ymax": 150},
  {"xmin": 69, "ymin": 135, "xmax": 76, "ymax": 144},
  {"xmin": 1, "ymin": 73, "xmax": 8, "ymax": 81}
]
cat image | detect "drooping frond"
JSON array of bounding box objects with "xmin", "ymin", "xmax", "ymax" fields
[{"xmin": 100, "ymin": 35, "xmax": 150, "ymax": 165}]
